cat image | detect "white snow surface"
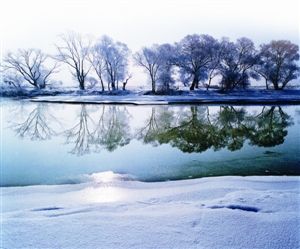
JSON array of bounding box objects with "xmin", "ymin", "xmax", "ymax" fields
[
  {"xmin": 1, "ymin": 174, "xmax": 300, "ymax": 249},
  {"xmin": 29, "ymin": 89, "xmax": 300, "ymax": 105}
]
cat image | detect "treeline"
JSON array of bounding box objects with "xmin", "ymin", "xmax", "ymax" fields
[{"xmin": 1, "ymin": 32, "xmax": 299, "ymax": 93}]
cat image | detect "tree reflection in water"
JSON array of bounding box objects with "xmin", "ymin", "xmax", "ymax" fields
[
  {"xmin": 64, "ymin": 105, "xmax": 131, "ymax": 155},
  {"xmin": 10, "ymin": 103, "xmax": 60, "ymax": 140},
  {"xmin": 136, "ymin": 107, "xmax": 174, "ymax": 146},
  {"xmin": 10, "ymin": 103, "xmax": 293, "ymax": 155},
  {"xmin": 64, "ymin": 105, "xmax": 94, "ymax": 155},
  {"xmin": 248, "ymin": 106, "xmax": 292, "ymax": 147},
  {"xmin": 91, "ymin": 106, "xmax": 131, "ymax": 152},
  {"xmin": 138, "ymin": 106, "xmax": 292, "ymax": 153}
]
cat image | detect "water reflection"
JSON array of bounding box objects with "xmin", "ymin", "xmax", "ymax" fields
[
  {"xmin": 9, "ymin": 103, "xmax": 61, "ymax": 140},
  {"xmin": 64, "ymin": 105, "xmax": 131, "ymax": 155},
  {"xmin": 138, "ymin": 106, "xmax": 291, "ymax": 153},
  {"xmin": 91, "ymin": 106, "xmax": 131, "ymax": 153},
  {"xmin": 8, "ymin": 103, "xmax": 293, "ymax": 155},
  {"xmin": 248, "ymin": 107, "xmax": 291, "ymax": 147},
  {"xmin": 142, "ymin": 106, "xmax": 293, "ymax": 153},
  {"xmin": 2, "ymin": 101, "xmax": 299, "ymax": 186}
]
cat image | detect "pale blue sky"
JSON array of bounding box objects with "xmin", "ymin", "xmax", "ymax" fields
[
  {"xmin": 1, "ymin": 0, "xmax": 299, "ymax": 52},
  {"xmin": 1, "ymin": 0, "xmax": 299, "ymax": 87}
]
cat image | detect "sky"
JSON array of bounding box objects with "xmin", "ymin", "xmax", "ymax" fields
[{"xmin": 0, "ymin": 0, "xmax": 299, "ymax": 86}]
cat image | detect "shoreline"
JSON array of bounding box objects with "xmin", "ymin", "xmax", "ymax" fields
[
  {"xmin": 25, "ymin": 89, "xmax": 300, "ymax": 105},
  {"xmin": 1, "ymin": 89, "xmax": 300, "ymax": 105},
  {"xmin": 30, "ymin": 98, "xmax": 300, "ymax": 105}
]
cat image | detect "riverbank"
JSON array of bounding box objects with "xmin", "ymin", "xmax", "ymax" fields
[
  {"xmin": 1, "ymin": 175, "xmax": 299, "ymax": 249},
  {"xmin": 29, "ymin": 89, "xmax": 300, "ymax": 105},
  {"xmin": 1, "ymin": 88, "xmax": 300, "ymax": 105}
]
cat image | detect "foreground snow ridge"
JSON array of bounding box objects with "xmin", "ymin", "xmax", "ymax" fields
[{"xmin": 2, "ymin": 175, "xmax": 300, "ymax": 249}]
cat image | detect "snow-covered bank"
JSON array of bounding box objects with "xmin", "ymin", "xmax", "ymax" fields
[
  {"xmin": 1, "ymin": 175, "xmax": 299, "ymax": 249},
  {"xmin": 29, "ymin": 89, "xmax": 300, "ymax": 105}
]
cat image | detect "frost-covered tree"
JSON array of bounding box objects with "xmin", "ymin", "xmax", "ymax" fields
[
  {"xmin": 134, "ymin": 43, "xmax": 175, "ymax": 93},
  {"xmin": 256, "ymin": 40, "xmax": 299, "ymax": 90},
  {"xmin": 88, "ymin": 45, "xmax": 106, "ymax": 91},
  {"xmin": 56, "ymin": 32, "xmax": 91, "ymax": 90},
  {"xmin": 134, "ymin": 45, "xmax": 161, "ymax": 93},
  {"xmin": 2, "ymin": 49, "xmax": 57, "ymax": 89},
  {"xmin": 174, "ymin": 34, "xmax": 218, "ymax": 90},
  {"xmin": 218, "ymin": 38, "xmax": 259, "ymax": 91},
  {"xmin": 156, "ymin": 44, "xmax": 176, "ymax": 92},
  {"xmin": 1, "ymin": 71, "xmax": 25, "ymax": 90},
  {"xmin": 205, "ymin": 39, "xmax": 228, "ymax": 90},
  {"xmin": 95, "ymin": 36, "xmax": 130, "ymax": 91}
]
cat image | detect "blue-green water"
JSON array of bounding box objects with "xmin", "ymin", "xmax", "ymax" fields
[{"xmin": 1, "ymin": 100, "xmax": 300, "ymax": 186}]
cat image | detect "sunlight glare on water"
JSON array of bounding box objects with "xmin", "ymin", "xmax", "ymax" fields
[{"xmin": 80, "ymin": 171, "xmax": 130, "ymax": 203}]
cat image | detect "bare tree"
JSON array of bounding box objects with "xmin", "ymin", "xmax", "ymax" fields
[
  {"xmin": 122, "ymin": 74, "xmax": 132, "ymax": 90},
  {"xmin": 256, "ymin": 40, "xmax": 299, "ymax": 90},
  {"xmin": 88, "ymin": 46, "xmax": 106, "ymax": 91},
  {"xmin": 56, "ymin": 32, "xmax": 91, "ymax": 90},
  {"xmin": 206, "ymin": 39, "xmax": 227, "ymax": 90},
  {"xmin": 254, "ymin": 55, "xmax": 273, "ymax": 90},
  {"xmin": 134, "ymin": 44, "xmax": 174, "ymax": 93},
  {"xmin": 96, "ymin": 36, "xmax": 130, "ymax": 91},
  {"xmin": 3, "ymin": 49, "xmax": 57, "ymax": 89},
  {"xmin": 218, "ymin": 38, "xmax": 259, "ymax": 91},
  {"xmin": 1, "ymin": 71, "xmax": 25, "ymax": 90},
  {"xmin": 134, "ymin": 46, "xmax": 161, "ymax": 93},
  {"xmin": 175, "ymin": 34, "xmax": 218, "ymax": 90}
]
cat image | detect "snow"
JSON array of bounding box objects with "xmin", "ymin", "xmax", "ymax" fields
[
  {"xmin": 29, "ymin": 89, "xmax": 300, "ymax": 105},
  {"xmin": 1, "ymin": 174, "xmax": 299, "ymax": 249}
]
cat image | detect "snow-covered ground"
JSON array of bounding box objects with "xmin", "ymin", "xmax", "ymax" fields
[
  {"xmin": 29, "ymin": 89, "xmax": 300, "ymax": 105},
  {"xmin": 1, "ymin": 174, "xmax": 299, "ymax": 249}
]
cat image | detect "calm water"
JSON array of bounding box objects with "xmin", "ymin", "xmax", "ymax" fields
[{"xmin": 1, "ymin": 99, "xmax": 300, "ymax": 186}]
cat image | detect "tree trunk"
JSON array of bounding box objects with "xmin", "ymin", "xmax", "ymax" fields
[
  {"xmin": 32, "ymin": 80, "xmax": 39, "ymax": 89},
  {"xmin": 206, "ymin": 77, "xmax": 212, "ymax": 91},
  {"xmin": 122, "ymin": 76, "xmax": 131, "ymax": 91},
  {"xmin": 111, "ymin": 82, "xmax": 116, "ymax": 91},
  {"xmin": 39, "ymin": 83, "xmax": 46, "ymax": 89},
  {"xmin": 79, "ymin": 81, "xmax": 85, "ymax": 90},
  {"xmin": 99, "ymin": 77, "xmax": 104, "ymax": 92},
  {"xmin": 273, "ymin": 81, "xmax": 279, "ymax": 90},
  {"xmin": 190, "ymin": 75, "xmax": 199, "ymax": 91},
  {"xmin": 265, "ymin": 79, "xmax": 269, "ymax": 90},
  {"xmin": 191, "ymin": 106, "xmax": 197, "ymax": 120},
  {"xmin": 77, "ymin": 73, "xmax": 85, "ymax": 90},
  {"xmin": 151, "ymin": 80, "xmax": 156, "ymax": 93}
]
